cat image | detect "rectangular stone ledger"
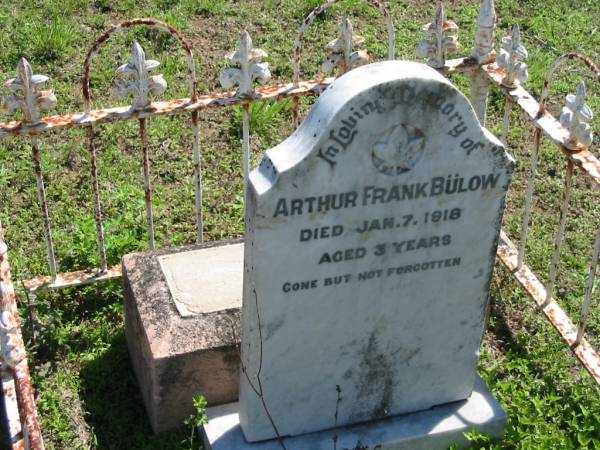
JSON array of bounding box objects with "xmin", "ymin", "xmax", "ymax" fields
[
  {"xmin": 159, "ymin": 243, "xmax": 244, "ymax": 316},
  {"xmin": 239, "ymin": 61, "xmax": 514, "ymax": 442},
  {"xmin": 123, "ymin": 240, "xmax": 243, "ymax": 433}
]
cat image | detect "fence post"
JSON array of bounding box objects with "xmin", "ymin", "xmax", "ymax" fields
[
  {"xmin": 2, "ymin": 58, "xmax": 58, "ymax": 276},
  {"xmin": 219, "ymin": 30, "xmax": 271, "ymax": 213},
  {"xmin": 470, "ymin": 0, "xmax": 496, "ymax": 125}
]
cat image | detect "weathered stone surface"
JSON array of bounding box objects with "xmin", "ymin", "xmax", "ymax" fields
[
  {"xmin": 203, "ymin": 377, "xmax": 507, "ymax": 450},
  {"xmin": 123, "ymin": 240, "xmax": 242, "ymax": 433},
  {"xmin": 239, "ymin": 61, "xmax": 514, "ymax": 441},
  {"xmin": 159, "ymin": 243, "xmax": 244, "ymax": 316}
]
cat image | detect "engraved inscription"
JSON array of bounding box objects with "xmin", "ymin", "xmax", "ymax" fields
[
  {"xmin": 281, "ymin": 256, "xmax": 463, "ymax": 293},
  {"xmin": 314, "ymin": 84, "xmax": 492, "ymax": 170},
  {"xmin": 271, "ymin": 170, "xmax": 502, "ymax": 295},
  {"xmin": 273, "ymin": 172, "xmax": 500, "ymax": 218}
]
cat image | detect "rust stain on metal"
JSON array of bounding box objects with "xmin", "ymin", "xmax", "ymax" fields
[
  {"xmin": 481, "ymin": 63, "xmax": 600, "ymax": 185},
  {"xmin": 293, "ymin": 0, "xmax": 342, "ymax": 86},
  {"xmin": 290, "ymin": 0, "xmax": 394, "ymax": 125},
  {"xmin": 540, "ymin": 53, "xmax": 600, "ymax": 109},
  {"xmin": 534, "ymin": 103, "xmax": 548, "ymax": 120},
  {"xmin": 292, "ymin": 0, "xmax": 393, "ymax": 84},
  {"xmin": 562, "ymin": 52, "xmax": 600, "ymax": 76},
  {"xmin": 497, "ymin": 231, "xmax": 600, "ymax": 385},
  {"xmin": 83, "ymin": 18, "xmax": 197, "ymax": 112},
  {"xmin": 441, "ymin": 56, "xmax": 478, "ymax": 74},
  {"xmin": 0, "ymin": 78, "xmax": 334, "ymax": 139},
  {"xmin": 0, "ymin": 223, "xmax": 45, "ymax": 449},
  {"xmin": 2, "ymin": 365, "xmax": 25, "ymax": 450},
  {"xmin": 22, "ymin": 265, "xmax": 122, "ymax": 293},
  {"xmin": 13, "ymin": 363, "xmax": 44, "ymax": 449},
  {"xmin": 538, "ymin": 53, "xmax": 597, "ymax": 150}
]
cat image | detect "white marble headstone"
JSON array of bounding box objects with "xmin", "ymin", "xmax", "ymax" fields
[{"xmin": 239, "ymin": 60, "xmax": 514, "ymax": 442}]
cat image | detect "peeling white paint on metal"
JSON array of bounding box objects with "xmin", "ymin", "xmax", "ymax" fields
[
  {"xmin": 2, "ymin": 58, "xmax": 57, "ymax": 123},
  {"xmin": 321, "ymin": 18, "xmax": 369, "ymax": 75},
  {"xmin": 560, "ymin": 80, "xmax": 594, "ymax": 149},
  {"xmin": 0, "ymin": 311, "xmax": 25, "ymax": 369},
  {"xmin": 498, "ymin": 231, "xmax": 600, "ymax": 385},
  {"xmin": 220, "ymin": 30, "xmax": 271, "ymax": 98},
  {"xmin": 0, "ymin": 4, "xmax": 597, "ymax": 406},
  {"xmin": 219, "ymin": 30, "xmax": 272, "ymax": 211},
  {"xmin": 2, "ymin": 59, "xmax": 58, "ymax": 277},
  {"xmin": 497, "ymin": 25, "xmax": 528, "ymax": 87},
  {"xmin": 472, "ymin": 0, "xmax": 496, "ymax": 65},
  {"xmin": 416, "ymin": 3, "xmax": 459, "ymax": 69},
  {"xmin": 113, "ymin": 41, "xmax": 167, "ymax": 110}
]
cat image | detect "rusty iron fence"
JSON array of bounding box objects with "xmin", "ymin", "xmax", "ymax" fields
[
  {"xmin": 0, "ymin": 0, "xmax": 599, "ymax": 447},
  {"xmin": 0, "ymin": 222, "xmax": 43, "ymax": 450}
]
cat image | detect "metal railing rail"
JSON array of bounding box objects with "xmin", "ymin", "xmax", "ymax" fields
[{"xmin": 476, "ymin": 55, "xmax": 600, "ymax": 384}]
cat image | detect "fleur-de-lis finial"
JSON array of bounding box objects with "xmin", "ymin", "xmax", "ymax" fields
[
  {"xmin": 2, "ymin": 57, "xmax": 57, "ymax": 123},
  {"xmin": 497, "ymin": 25, "xmax": 528, "ymax": 87},
  {"xmin": 321, "ymin": 18, "xmax": 369, "ymax": 75},
  {"xmin": 560, "ymin": 80, "xmax": 594, "ymax": 149},
  {"xmin": 219, "ymin": 30, "xmax": 271, "ymax": 97},
  {"xmin": 112, "ymin": 41, "xmax": 167, "ymax": 110},
  {"xmin": 416, "ymin": 3, "xmax": 459, "ymax": 69}
]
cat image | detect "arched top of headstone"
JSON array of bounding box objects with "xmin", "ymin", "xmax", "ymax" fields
[{"xmin": 251, "ymin": 60, "xmax": 512, "ymax": 197}]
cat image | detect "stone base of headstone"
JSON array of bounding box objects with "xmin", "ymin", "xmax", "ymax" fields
[
  {"xmin": 201, "ymin": 377, "xmax": 506, "ymax": 450},
  {"xmin": 123, "ymin": 240, "xmax": 243, "ymax": 433}
]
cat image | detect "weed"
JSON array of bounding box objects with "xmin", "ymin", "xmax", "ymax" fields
[
  {"xmin": 230, "ymin": 99, "xmax": 292, "ymax": 144},
  {"xmin": 464, "ymin": 428, "xmax": 494, "ymax": 447},
  {"xmin": 181, "ymin": 0, "xmax": 227, "ymax": 17},
  {"xmin": 183, "ymin": 395, "xmax": 209, "ymax": 450},
  {"xmin": 23, "ymin": 18, "xmax": 77, "ymax": 63}
]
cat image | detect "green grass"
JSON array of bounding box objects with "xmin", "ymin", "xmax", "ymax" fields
[{"xmin": 0, "ymin": 0, "xmax": 600, "ymax": 448}]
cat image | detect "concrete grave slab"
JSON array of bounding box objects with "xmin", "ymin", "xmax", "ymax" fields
[
  {"xmin": 239, "ymin": 60, "xmax": 514, "ymax": 441},
  {"xmin": 202, "ymin": 377, "xmax": 507, "ymax": 450},
  {"xmin": 123, "ymin": 240, "xmax": 242, "ymax": 433}
]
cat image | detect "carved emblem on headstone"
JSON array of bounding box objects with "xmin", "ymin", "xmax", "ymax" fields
[{"xmin": 371, "ymin": 124, "xmax": 425, "ymax": 175}]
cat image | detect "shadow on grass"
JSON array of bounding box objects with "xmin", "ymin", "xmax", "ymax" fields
[
  {"xmin": 79, "ymin": 330, "xmax": 192, "ymax": 450},
  {"xmin": 488, "ymin": 295, "xmax": 524, "ymax": 357},
  {"xmin": 26, "ymin": 280, "xmax": 125, "ymax": 364},
  {"xmin": 487, "ymin": 266, "xmax": 534, "ymax": 359}
]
